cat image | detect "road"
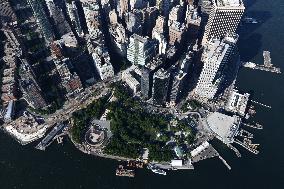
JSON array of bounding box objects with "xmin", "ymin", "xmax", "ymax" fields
[{"xmin": 2, "ymin": 73, "xmax": 122, "ymax": 132}]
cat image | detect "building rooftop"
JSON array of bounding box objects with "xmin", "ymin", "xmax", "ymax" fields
[
  {"xmin": 206, "ymin": 112, "xmax": 240, "ymax": 143},
  {"xmin": 131, "ymin": 33, "xmax": 149, "ymax": 43},
  {"xmin": 215, "ymin": 0, "xmax": 243, "ymax": 7},
  {"xmin": 226, "ymin": 89, "xmax": 250, "ymax": 116}
]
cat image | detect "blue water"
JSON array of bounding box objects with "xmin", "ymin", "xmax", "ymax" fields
[{"xmin": 0, "ymin": 0, "xmax": 284, "ymax": 188}]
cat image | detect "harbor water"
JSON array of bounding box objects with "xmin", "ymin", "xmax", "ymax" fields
[{"xmin": 1, "ymin": 0, "xmax": 284, "ymax": 188}]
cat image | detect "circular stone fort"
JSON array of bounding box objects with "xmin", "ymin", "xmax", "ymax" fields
[{"xmin": 85, "ymin": 123, "xmax": 107, "ymax": 147}]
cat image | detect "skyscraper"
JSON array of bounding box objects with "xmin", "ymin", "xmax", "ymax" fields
[
  {"xmin": 156, "ymin": 0, "xmax": 170, "ymax": 17},
  {"xmin": 27, "ymin": 0, "xmax": 54, "ymax": 44},
  {"xmin": 0, "ymin": 0, "xmax": 17, "ymax": 23},
  {"xmin": 127, "ymin": 34, "xmax": 156, "ymax": 66},
  {"xmin": 194, "ymin": 33, "xmax": 239, "ymax": 101},
  {"xmin": 81, "ymin": 0, "xmax": 101, "ymax": 37},
  {"xmin": 141, "ymin": 67, "xmax": 151, "ymax": 99},
  {"xmin": 66, "ymin": 1, "xmax": 84, "ymax": 36},
  {"xmin": 117, "ymin": 0, "xmax": 128, "ymax": 18},
  {"xmin": 202, "ymin": 0, "xmax": 244, "ymax": 44},
  {"xmin": 46, "ymin": 0, "xmax": 72, "ymax": 37},
  {"xmin": 19, "ymin": 60, "xmax": 47, "ymax": 109}
]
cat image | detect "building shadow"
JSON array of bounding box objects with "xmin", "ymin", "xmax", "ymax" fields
[
  {"xmin": 238, "ymin": 33, "xmax": 263, "ymax": 61},
  {"xmin": 243, "ymin": 0, "xmax": 257, "ymax": 9},
  {"xmin": 238, "ymin": 10, "xmax": 272, "ymax": 38}
]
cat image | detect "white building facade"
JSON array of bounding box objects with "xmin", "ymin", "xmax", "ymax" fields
[
  {"xmin": 202, "ymin": 0, "xmax": 244, "ymax": 44},
  {"xmin": 127, "ymin": 34, "xmax": 156, "ymax": 66},
  {"xmin": 194, "ymin": 33, "xmax": 239, "ymax": 101}
]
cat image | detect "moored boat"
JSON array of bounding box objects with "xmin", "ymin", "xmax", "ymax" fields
[
  {"xmin": 116, "ymin": 165, "xmax": 135, "ymax": 178},
  {"xmin": 147, "ymin": 164, "xmax": 167, "ymax": 176},
  {"xmin": 242, "ymin": 17, "xmax": 258, "ymax": 24}
]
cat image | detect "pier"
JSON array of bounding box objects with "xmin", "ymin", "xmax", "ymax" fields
[
  {"xmin": 242, "ymin": 51, "xmax": 281, "ymax": 74},
  {"xmin": 35, "ymin": 123, "xmax": 67, "ymax": 151},
  {"xmin": 218, "ymin": 155, "xmax": 231, "ymax": 170},
  {"xmin": 56, "ymin": 136, "xmax": 64, "ymax": 144},
  {"xmin": 234, "ymin": 138, "xmax": 259, "ymax": 155},
  {"xmin": 227, "ymin": 143, "xmax": 242, "ymax": 157},
  {"xmin": 242, "ymin": 122, "xmax": 263, "ymax": 130},
  {"xmin": 238, "ymin": 129, "xmax": 254, "ymax": 139},
  {"xmin": 251, "ymin": 100, "xmax": 272, "ymax": 109}
]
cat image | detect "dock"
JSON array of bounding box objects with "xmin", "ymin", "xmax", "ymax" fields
[
  {"xmin": 56, "ymin": 136, "xmax": 64, "ymax": 144},
  {"xmin": 227, "ymin": 143, "xmax": 242, "ymax": 157},
  {"xmin": 237, "ymin": 129, "xmax": 254, "ymax": 139},
  {"xmin": 242, "ymin": 122, "xmax": 263, "ymax": 130},
  {"xmin": 218, "ymin": 155, "xmax": 231, "ymax": 170},
  {"xmin": 251, "ymin": 100, "xmax": 272, "ymax": 109},
  {"xmin": 242, "ymin": 51, "xmax": 281, "ymax": 74},
  {"xmin": 234, "ymin": 138, "xmax": 259, "ymax": 155},
  {"xmin": 35, "ymin": 123, "xmax": 67, "ymax": 150}
]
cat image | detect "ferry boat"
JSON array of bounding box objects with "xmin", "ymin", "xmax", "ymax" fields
[
  {"xmin": 242, "ymin": 17, "xmax": 258, "ymax": 24},
  {"xmin": 242, "ymin": 61, "xmax": 256, "ymax": 68},
  {"xmin": 147, "ymin": 164, "xmax": 167, "ymax": 176}
]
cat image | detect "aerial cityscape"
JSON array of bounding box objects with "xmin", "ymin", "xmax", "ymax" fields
[{"xmin": 0, "ymin": 0, "xmax": 281, "ymax": 180}]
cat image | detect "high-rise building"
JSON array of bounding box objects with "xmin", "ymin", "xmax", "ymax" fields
[
  {"xmin": 27, "ymin": 0, "xmax": 54, "ymax": 44},
  {"xmin": 168, "ymin": 20, "xmax": 186, "ymax": 46},
  {"xmin": 202, "ymin": 0, "xmax": 244, "ymax": 44},
  {"xmin": 81, "ymin": 0, "xmax": 101, "ymax": 37},
  {"xmin": 142, "ymin": 6, "xmax": 159, "ymax": 36},
  {"xmin": 46, "ymin": 0, "xmax": 72, "ymax": 37},
  {"xmin": 91, "ymin": 46, "xmax": 114, "ymax": 80},
  {"xmin": 169, "ymin": 4, "xmax": 183, "ymax": 22},
  {"xmin": 185, "ymin": 4, "xmax": 201, "ymax": 43},
  {"xmin": 194, "ymin": 33, "xmax": 239, "ymax": 101},
  {"xmin": 54, "ymin": 58, "xmax": 83, "ymax": 97},
  {"xmin": 125, "ymin": 12, "xmax": 142, "ymax": 35},
  {"xmin": 19, "ymin": 60, "xmax": 47, "ymax": 109},
  {"xmin": 109, "ymin": 9, "xmax": 118, "ymax": 25},
  {"xmin": 66, "ymin": 1, "xmax": 84, "ymax": 36},
  {"xmin": 2, "ymin": 25, "xmax": 22, "ymax": 56},
  {"xmin": 156, "ymin": 0, "xmax": 170, "ymax": 17},
  {"xmin": 109, "ymin": 23, "xmax": 127, "ymax": 57},
  {"xmin": 122, "ymin": 72, "xmax": 140, "ymax": 94},
  {"xmin": 141, "ymin": 67, "xmax": 151, "ymax": 99},
  {"xmin": 117, "ymin": 0, "xmax": 128, "ymax": 18},
  {"xmin": 152, "ymin": 68, "xmax": 170, "ymax": 105},
  {"xmin": 130, "ymin": 0, "xmax": 144, "ymax": 10},
  {"xmin": 152, "ymin": 16, "xmax": 167, "ymax": 54},
  {"xmin": 0, "ymin": 0, "xmax": 17, "ymax": 23},
  {"xmin": 127, "ymin": 34, "xmax": 156, "ymax": 66},
  {"xmin": 169, "ymin": 52, "xmax": 194, "ymax": 105}
]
